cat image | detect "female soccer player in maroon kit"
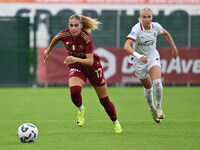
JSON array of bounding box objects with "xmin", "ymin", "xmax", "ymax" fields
[{"xmin": 44, "ymin": 14, "xmax": 122, "ymax": 133}]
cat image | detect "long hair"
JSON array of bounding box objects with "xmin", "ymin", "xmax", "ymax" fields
[{"xmin": 69, "ymin": 14, "xmax": 101, "ymax": 32}]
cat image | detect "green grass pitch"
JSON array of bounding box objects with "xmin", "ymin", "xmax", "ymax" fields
[{"xmin": 0, "ymin": 86, "xmax": 199, "ymax": 150}]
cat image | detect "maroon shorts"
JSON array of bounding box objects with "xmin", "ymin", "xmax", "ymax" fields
[{"xmin": 68, "ymin": 59, "xmax": 106, "ymax": 87}]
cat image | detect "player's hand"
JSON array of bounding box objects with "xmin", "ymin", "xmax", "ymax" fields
[
  {"xmin": 140, "ymin": 56, "xmax": 148, "ymax": 63},
  {"xmin": 44, "ymin": 49, "xmax": 50, "ymax": 62},
  {"xmin": 63, "ymin": 56, "xmax": 77, "ymax": 65},
  {"xmin": 133, "ymin": 52, "xmax": 147, "ymax": 63},
  {"xmin": 172, "ymin": 47, "xmax": 178, "ymax": 60}
]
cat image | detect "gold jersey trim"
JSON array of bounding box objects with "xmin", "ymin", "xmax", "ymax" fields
[
  {"xmin": 81, "ymin": 32, "xmax": 91, "ymax": 44},
  {"xmin": 59, "ymin": 31, "xmax": 71, "ymax": 38}
]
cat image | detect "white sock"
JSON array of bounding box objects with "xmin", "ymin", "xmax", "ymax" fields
[
  {"xmin": 153, "ymin": 79, "xmax": 163, "ymax": 108},
  {"xmin": 144, "ymin": 87, "xmax": 155, "ymax": 112},
  {"xmin": 78, "ymin": 105, "xmax": 84, "ymax": 110},
  {"xmin": 112, "ymin": 119, "xmax": 118, "ymax": 124}
]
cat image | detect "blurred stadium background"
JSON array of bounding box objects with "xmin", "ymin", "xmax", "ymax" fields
[{"xmin": 0, "ymin": 0, "xmax": 200, "ymax": 87}]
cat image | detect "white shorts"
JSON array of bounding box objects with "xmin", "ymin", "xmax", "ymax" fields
[{"xmin": 134, "ymin": 58, "xmax": 161, "ymax": 79}]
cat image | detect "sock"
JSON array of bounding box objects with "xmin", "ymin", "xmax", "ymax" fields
[
  {"xmin": 99, "ymin": 96, "xmax": 117, "ymax": 122},
  {"xmin": 70, "ymin": 86, "xmax": 82, "ymax": 107},
  {"xmin": 144, "ymin": 87, "xmax": 155, "ymax": 112},
  {"xmin": 112, "ymin": 119, "xmax": 118, "ymax": 124},
  {"xmin": 78, "ymin": 105, "xmax": 84, "ymax": 111},
  {"xmin": 153, "ymin": 79, "xmax": 163, "ymax": 108}
]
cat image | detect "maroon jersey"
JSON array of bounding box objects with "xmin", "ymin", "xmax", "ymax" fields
[
  {"xmin": 57, "ymin": 29, "xmax": 94, "ymax": 58},
  {"xmin": 57, "ymin": 29, "xmax": 100, "ymax": 70},
  {"xmin": 57, "ymin": 28, "xmax": 105, "ymax": 86}
]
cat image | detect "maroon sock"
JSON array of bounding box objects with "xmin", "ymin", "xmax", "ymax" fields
[
  {"xmin": 70, "ymin": 86, "xmax": 82, "ymax": 107},
  {"xmin": 99, "ymin": 96, "xmax": 117, "ymax": 121}
]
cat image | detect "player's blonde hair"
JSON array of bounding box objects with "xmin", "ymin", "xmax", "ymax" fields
[
  {"xmin": 138, "ymin": 7, "xmax": 153, "ymax": 22},
  {"xmin": 69, "ymin": 14, "xmax": 101, "ymax": 32}
]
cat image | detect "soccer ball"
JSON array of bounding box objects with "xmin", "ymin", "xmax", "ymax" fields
[{"xmin": 17, "ymin": 123, "xmax": 38, "ymax": 143}]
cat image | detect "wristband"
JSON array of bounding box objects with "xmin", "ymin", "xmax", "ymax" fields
[{"xmin": 133, "ymin": 52, "xmax": 143, "ymax": 59}]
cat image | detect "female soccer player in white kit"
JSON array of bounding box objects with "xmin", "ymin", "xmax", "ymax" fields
[{"xmin": 124, "ymin": 7, "xmax": 178, "ymax": 123}]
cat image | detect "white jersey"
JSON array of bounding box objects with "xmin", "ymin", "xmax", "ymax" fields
[{"xmin": 127, "ymin": 22, "xmax": 163, "ymax": 61}]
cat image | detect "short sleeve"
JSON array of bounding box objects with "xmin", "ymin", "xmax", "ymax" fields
[
  {"xmin": 80, "ymin": 30, "xmax": 94, "ymax": 54},
  {"xmin": 154, "ymin": 22, "xmax": 164, "ymax": 35},
  {"xmin": 126, "ymin": 25, "xmax": 139, "ymax": 41},
  {"xmin": 85, "ymin": 41, "xmax": 93, "ymax": 54},
  {"xmin": 56, "ymin": 35, "xmax": 60, "ymax": 40},
  {"xmin": 57, "ymin": 29, "xmax": 70, "ymax": 41}
]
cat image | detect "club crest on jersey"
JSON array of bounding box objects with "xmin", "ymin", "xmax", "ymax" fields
[{"xmin": 79, "ymin": 45, "xmax": 84, "ymax": 51}]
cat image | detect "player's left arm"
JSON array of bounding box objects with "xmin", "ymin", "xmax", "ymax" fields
[
  {"xmin": 63, "ymin": 53, "xmax": 94, "ymax": 66},
  {"xmin": 162, "ymin": 29, "xmax": 178, "ymax": 59}
]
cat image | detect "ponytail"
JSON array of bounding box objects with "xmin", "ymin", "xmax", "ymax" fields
[{"xmin": 80, "ymin": 15, "xmax": 101, "ymax": 32}]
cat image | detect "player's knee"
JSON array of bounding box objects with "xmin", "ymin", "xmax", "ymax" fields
[
  {"xmin": 144, "ymin": 87, "xmax": 153, "ymax": 95},
  {"xmin": 153, "ymin": 79, "xmax": 162, "ymax": 88},
  {"xmin": 70, "ymin": 86, "xmax": 82, "ymax": 100}
]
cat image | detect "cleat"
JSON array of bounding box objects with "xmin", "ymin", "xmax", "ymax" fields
[
  {"xmin": 156, "ymin": 107, "xmax": 165, "ymax": 119},
  {"xmin": 77, "ymin": 106, "xmax": 85, "ymax": 127},
  {"xmin": 113, "ymin": 122, "xmax": 123, "ymax": 133},
  {"xmin": 152, "ymin": 109, "xmax": 161, "ymax": 123}
]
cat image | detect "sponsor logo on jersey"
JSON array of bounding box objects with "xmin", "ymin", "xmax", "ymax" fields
[
  {"xmin": 70, "ymin": 68, "xmax": 81, "ymax": 73},
  {"xmin": 138, "ymin": 40, "xmax": 155, "ymax": 46}
]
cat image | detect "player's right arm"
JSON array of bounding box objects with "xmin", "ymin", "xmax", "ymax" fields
[
  {"xmin": 124, "ymin": 25, "xmax": 148, "ymax": 63},
  {"xmin": 44, "ymin": 35, "xmax": 60, "ymax": 62},
  {"xmin": 124, "ymin": 39, "xmax": 148, "ymax": 63}
]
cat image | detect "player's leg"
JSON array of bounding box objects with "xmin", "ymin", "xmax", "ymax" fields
[
  {"xmin": 140, "ymin": 76, "xmax": 155, "ymax": 112},
  {"xmin": 93, "ymin": 85, "xmax": 122, "ymax": 133},
  {"xmin": 149, "ymin": 65, "xmax": 164, "ymax": 119},
  {"xmin": 140, "ymin": 77, "xmax": 160, "ymax": 123},
  {"xmin": 69, "ymin": 72, "xmax": 87, "ymax": 127},
  {"xmin": 135, "ymin": 63, "xmax": 161, "ymax": 123},
  {"xmin": 93, "ymin": 85, "xmax": 117, "ymax": 121},
  {"xmin": 135, "ymin": 64, "xmax": 156, "ymax": 113},
  {"xmin": 88, "ymin": 63, "xmax": 122, "ymax": 133}
]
